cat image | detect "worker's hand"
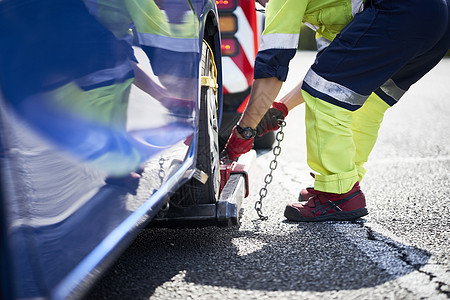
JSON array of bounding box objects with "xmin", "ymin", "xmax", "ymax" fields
[
  {"xmin": 255, "ymin": 102, "xmax": 288, "ymax": 137},
  {"xmin": 220, "ymin": 126, "xmax": 254, "ymax": 163}
]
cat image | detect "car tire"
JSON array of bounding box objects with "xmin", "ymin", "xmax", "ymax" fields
[{"xmin": 171, "ymin": 40, "xmax": 220, "ymax": 207}]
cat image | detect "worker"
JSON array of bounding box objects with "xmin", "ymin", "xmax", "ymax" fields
[{"xmin": 221, "ymin": 0, "xmax": 450, "ymax": 222}]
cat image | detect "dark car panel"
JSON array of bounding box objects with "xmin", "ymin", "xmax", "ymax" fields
[{"xmin": 0, "ymin": 0, "xmax": 221, "ymax": 299}]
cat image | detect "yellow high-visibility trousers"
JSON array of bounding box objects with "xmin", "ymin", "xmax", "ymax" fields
[
  {"xmin": 303, "ymin": 90, "xmax": 390, "ymax": 194},
  {"xmin": 352, "ymin": 93, "xmax": 390, "ymax": 182}
]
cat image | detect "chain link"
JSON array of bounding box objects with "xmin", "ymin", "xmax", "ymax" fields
[{"xmin": 254, "ymin": 121, "xmax": 286, "ymax": 220}]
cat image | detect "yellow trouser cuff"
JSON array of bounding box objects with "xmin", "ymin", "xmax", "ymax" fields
[
  {"xmin": 355, "ymin": 164, "xmax": 367, "ymax": 183},
  {"xmin": 314, "ymin": 169, "xmax": 359, "ymax": 194}
]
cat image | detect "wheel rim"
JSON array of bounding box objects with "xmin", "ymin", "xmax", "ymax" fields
[{"xmin": 204, "ymin": 41, "xmax": 220, "ymax": 200}]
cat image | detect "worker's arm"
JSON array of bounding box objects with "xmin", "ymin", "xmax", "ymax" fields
[
  {"xmin": 278, "ymin": 80, "xmax": 305, "ymax": 110},
  {"xmin": 221, "ymin": 78, "xmax": 305, "ymax": 161},
  {"xmin": 240, "ymin": 78, "xmax": 305, "ymax": 127},
  {"xmin": 221, "ymin": 0, "xmax": 307, "ymax": 161},
  {"xmin": 238, "ymin": 77, "xmax": 283, "ymax": 129},
  {"xmin": 239, "ymin": 0, "xmax": 306, "ymax": 132},
  {"xmin": 221, "ymin": 78, "xmax": 281, "ymax": 162},
  {"xmin": 239, "ymin": 77, "xmax": 305, "ymax": 135},
  {"xmin": 131, "ymin": 61, "xmax": 168, "ymax": 100}
]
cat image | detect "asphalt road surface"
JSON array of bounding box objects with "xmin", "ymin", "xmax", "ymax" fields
[{"xmin": 87, "ymin": 52, "xmax": 450, "ymax": 300}]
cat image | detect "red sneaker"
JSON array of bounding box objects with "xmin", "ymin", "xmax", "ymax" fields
[
  {"xmin": 298, "ymin": 172, "xmax": 315, "ymax": 201},
  {"xmin": 285, "ymin": 182, "xmax": 368, "ymax": 222},
  {"xmin": 299, "ymin": 187, "xmax": 314, "ymax": 201}
]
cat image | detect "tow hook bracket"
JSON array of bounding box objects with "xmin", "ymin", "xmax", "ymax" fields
[
  {"xmin": 216, "ymin": 150, "xmax": 256, "ymax": 226},
  {"xmin": 219, "ymin": 150, "xmax": 255, "ymax": 198},
  {"xmin": 150, "ymin": 150, "xmax": 256, "ymax": 228}
]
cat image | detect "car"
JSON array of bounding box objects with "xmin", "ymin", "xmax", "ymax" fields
[
  {"xmin": 0, "ymin": 0, "xmax": 229, "ymax": 299},
  {"xmin": 216, "ymin": 0, "xmax": 275, "ymax": 149}
]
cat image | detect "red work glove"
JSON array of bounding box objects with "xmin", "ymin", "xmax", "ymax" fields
[
  {"xmin": 255, "ymin": 102, "xmax": 288, "ymax": 137},
  {"xmin": 220, "ymin": 126, "xmax": 254, "ymax": 162}
]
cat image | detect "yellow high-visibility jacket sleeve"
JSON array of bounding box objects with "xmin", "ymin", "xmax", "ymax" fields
[{"xmin": 254, "ymin": 0, "xmax": 308, "ymax": 81}]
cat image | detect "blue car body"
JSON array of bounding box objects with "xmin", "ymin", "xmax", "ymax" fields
[{"xmin": 0, "ymin": 0, "xmax": 222, "ymax": 299}]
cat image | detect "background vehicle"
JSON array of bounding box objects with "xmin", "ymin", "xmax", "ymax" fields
[
  {"xmin": 216, "ymin": 0, "xmax": 275, "ymax": 149},
  {"xmin": 0, "ymin": 1, "xmax": 225, "ymax": 299}
]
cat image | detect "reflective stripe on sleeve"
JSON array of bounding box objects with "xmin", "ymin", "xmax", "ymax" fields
[
  {"xmin": 379, "ymin": 79, "xmax": 406, "ymax": 103},
  {"xmin": 137, "ymin": 33, "xmax": 200, "ymax": 53},
  {"xmin": 304, "ymin": 69, "xmax": 369, "ymax": 106},
  {"xmin": 75, "ymin": 60, "xmax": 133, "ymax": 89},
  {"xmin": 259, "ymin": 33, "xmax": 299, "ymax": 52},
  {"xmin": 304, "ymin": 21, "xmax": 320, "ymax": 32}
]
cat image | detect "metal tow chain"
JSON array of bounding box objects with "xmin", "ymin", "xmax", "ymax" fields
[{"xmin": 254, "ymin": 121, "xmax": 286, "ymax": 220}]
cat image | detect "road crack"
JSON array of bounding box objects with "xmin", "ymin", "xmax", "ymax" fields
[{"xmin": 353, "ymin": 220, "xmax": 450, "ymax": 298}]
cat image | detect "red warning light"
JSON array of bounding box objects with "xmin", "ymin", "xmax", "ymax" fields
[
  {"xmin": 221, "ymin": 38, "xmax": 238, "ymax": 56},
  {"xmin": 216, "ymin": 0, "xmax": 236, "ymax": 11}
]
